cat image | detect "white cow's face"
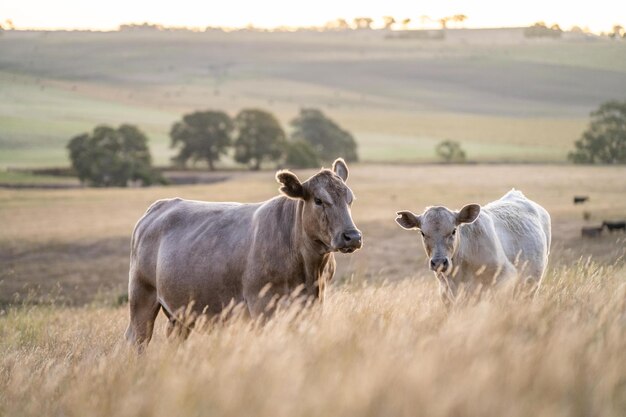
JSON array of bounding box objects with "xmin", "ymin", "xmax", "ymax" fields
[{"xmin": 395, "ymin": 204, "xmax": 481, "ymax": 275}]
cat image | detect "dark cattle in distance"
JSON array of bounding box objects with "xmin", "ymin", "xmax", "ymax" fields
[
  {"xmin": 573, "ymin": 196, "xmax": 589, "ymax": 204},
  {"xmin": 581, "ymin": 226, "xmax": 603, "ymax": 238},
  {"xmin": 602, "ymin": 220, "xmax": 626, "ymax": 232}
]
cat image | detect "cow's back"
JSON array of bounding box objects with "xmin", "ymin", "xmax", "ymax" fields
[
  {"xmin": 483, "ymin": 190, "xmax": 551, "ymax": 275},
  {"xmin": 130, "ymin": 198, "xmax": 260, "ymax": 315}
]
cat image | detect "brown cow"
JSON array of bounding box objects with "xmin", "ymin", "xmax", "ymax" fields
[{"xmin": 125, "ymin": 159, "xmax": 362, "ymax": 348}]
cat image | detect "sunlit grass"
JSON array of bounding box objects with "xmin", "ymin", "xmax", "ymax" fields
[{"xmin": 0, "ymin": 258, "xmax": 624, "ymax": 417}]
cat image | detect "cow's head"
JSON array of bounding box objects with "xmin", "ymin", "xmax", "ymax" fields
[
  {"xmin": 395, "ymin": 204, "xmax": 480, "ymax": 274},
  {"xmin": 276, "ymin": 158, "xmax": 362, "ymax": 253}
]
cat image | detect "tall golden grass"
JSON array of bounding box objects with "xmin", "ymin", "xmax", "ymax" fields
[
  {"xmin": 1, "ymin": 257, "xmax": 624, "ymax": 417},
  {"xmin": 1, "ymin": 164, "xmax": 625, "ymax": 415}
]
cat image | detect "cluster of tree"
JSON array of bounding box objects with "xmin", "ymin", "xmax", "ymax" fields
[
  {"xmin": 327, "ymin": 15, "xmax": 467, "ymax": 31},
  {"xmin": 118, "ymin": 23, "xmax": 165, "ymax": 32},
  {"xmin": 67, "ymin": 125, "xmax": 164, "ymax": 187},
  {"xmin": 432, "ymin": 100, "xmax": 626, "ymax": 165},
  {"xmin": 524, "ymin": 22, "xmax": 563, "ymax": 38},
  {"xmin": 115, "ymin": 15, "xmax": 471, "ymax": 34},
  {"xmin": 170, "ymin": 108, "xmax": 358, "ymax": 170},
  {"xmin": 119, "ymin": 22, "xmax": 212, "ymax": 33},
  {"xmin": 568, "ymin": 100, "xmax": 626, "ymax": 164},
  {"xmin": 67, "ymin": 109, "xmax": 357, "ymax": 187}
]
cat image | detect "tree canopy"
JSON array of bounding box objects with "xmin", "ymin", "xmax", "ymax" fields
[
  {"xmin": 435, "ymin": 140, "xmax": 467, "ymax": 163},
  {"xmin": 568, "ymin": 100, "xmax": 626, "ymax": 164},
  {"xmin": 234, "ymin": 109, "xmax": 286, "ymax": 170},
  {"xmin": 290, "ymin": 108, "xmax": 358, "ymax": 163},
  {"xmin": 170, "ymin": 110, "xmax": 233, "ymax": 170},
  {"xmin": 67, "ymin": 124, "xmax": 161, "ymax": 187},
  {"xmin": 285, "ymin": 140, "xmax": 321, "ymax": 168}
]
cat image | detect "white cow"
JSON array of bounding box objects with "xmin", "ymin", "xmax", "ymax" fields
[{"xmin": 395, "ymin": 190, "xmax": 551, "ymax": 304}]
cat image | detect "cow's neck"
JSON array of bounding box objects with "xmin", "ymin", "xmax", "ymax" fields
[
  {"xmin": 292, "ymin": 199, "xmax": 335, "ymax": 298},
  {"xmin": 450, "ymin": 222, "xmax": 477, "ymax": 284},
  {"xmin": 451, "ymin": 219, "xmax": 497, "ymax": 285}
]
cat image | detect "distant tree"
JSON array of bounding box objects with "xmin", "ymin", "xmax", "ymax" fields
[
  {"xmin": 285, "ymin": 140, "xmax": 321, "ymax": 168},
  {"xmin": 436, "ymin": 15, "xmax": 467, "ymax": 29},
  {"xmin": 401, "ymin": 18, "xmax": 411, "ymax": 30},
  {"xmin": 612, "ymin": 25, "xmax": 624, "ymax": 38},
  {"xmin": 290, "ymin": 108, "xmax": 358, "ymax": 162},
  {"xmin": 436, "ymin": 140, "xmax": 466, "ymax": 163},
  {"xmin": 524, "ymin": 22, "xmax": 562, "ymax": 38},
  {"xmin": 452, "ymin": 15, "xmax": 468, "ymax": 27},
  {"xmin": 234, "ymin": 109, "xmax": 286, "ymax": 170},
  {"xmin": 119, "ymin": 22, "xmax": 163, "ymax": 32},
  {"xmin": 353, "ymin": 17, "xmax": 373, "ymax": 30},
  {"xmin": 335, "ymin": 18, "xmax": 350, "ymax": 30},
  {"xmin": 170, "ymin": 110, "xmax": 233, "ymax": 170},
  {"xmin": 550, "ymin": 23, "xmax": 562, "ymax": 32},
  {"xmin": 383, "ymin": 16, "xmax": 396, "ymax": 30},
  {"xmin": 325, "ymin": 18, "xmax": 350, "ymax": 31},
  {"xmin": 568, "ymin": 100, "xmax": 626, "ymax": 164},
  {"xmin": 67, "ymin": 124, "xmax": 162, "ymax": 187}
]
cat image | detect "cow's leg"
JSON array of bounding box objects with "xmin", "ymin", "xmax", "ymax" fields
[
  {"xmin": 518, "ymin": 260, "xmax": 547, "ymax": 299},
  {"xmin": 125, "ymin": 277, "xmax": 160, "ymax": 351},
  {"xmin": 244, "ymin": 282, "xmax": 287, "ymax": 319},
  {"xmin": 165, "ymin": 318, "xmax": 192, "ymax": 341},
  {"xmin": 495, "ymin": 262, "xmax": 517, "ymax": 285}
]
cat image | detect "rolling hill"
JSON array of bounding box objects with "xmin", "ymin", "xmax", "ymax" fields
[{"xmin": 1, "ymin": 28, "xmax": 626, "ymax": 167}]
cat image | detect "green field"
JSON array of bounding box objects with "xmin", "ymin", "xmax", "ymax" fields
[{"xmin": 1, "ymin": 29, "xmax": 625, "ymax": 167}]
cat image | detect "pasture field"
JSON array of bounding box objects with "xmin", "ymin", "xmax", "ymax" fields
[
  {"xmin": 0, "ymin": 164, "xmax": 625, "ymax": 416},
  {"xmin": 1, "ymin": 30, "xmax": 626, "ymax": 167}
]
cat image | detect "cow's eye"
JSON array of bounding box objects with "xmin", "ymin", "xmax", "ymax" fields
[
  {"xmin": 420, "ymin": 231, "xmax": 425, "ymax": 237},
  {"xmin": 314, "ymin": 198, "xmax": 323, "ymax": 206},
  {"xmin": 451, "ymin": 229, "xmax": 457, "ymax": 236}
]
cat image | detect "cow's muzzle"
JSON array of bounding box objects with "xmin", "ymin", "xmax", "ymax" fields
[
  {"xmin": 430, "ymin": 257, "xmax": 451, "ymax": 273},
  {"xmin": 335, "ymin": 229, "xmax": 363, "ymax": 253}
]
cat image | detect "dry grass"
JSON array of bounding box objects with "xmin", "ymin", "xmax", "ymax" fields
[
  {"xmin": 1, "ymin": 164, "xmax": 625, "ymax": 416},
  {"xmin": 1, "ymin": 259, "xmax": 625, "ymax": 417}
]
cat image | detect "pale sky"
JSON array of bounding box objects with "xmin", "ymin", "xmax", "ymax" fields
[{"xmin": 2, "ymin": 0, "xmax": 625, "ymax": 33}]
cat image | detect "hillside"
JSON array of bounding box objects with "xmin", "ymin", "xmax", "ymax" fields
[{"xmin": 1, "ymin": 29, "xmax": 626, "ymax": 167}]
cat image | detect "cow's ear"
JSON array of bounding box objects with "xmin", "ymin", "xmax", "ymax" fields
[
  {"xmin": 395, "ymin": 211, "xmax": 421, "ymax": 230},
  {"xmin": 332, "ymin": 158, "xmax": 349, "ymax": 182},
  {"xmin": 276, "ymin": 170, "xmax": 305, "ymax": 199},
  {"xmin": 456, "ymin": 204, "xmax": 481, "ymax": 225}
]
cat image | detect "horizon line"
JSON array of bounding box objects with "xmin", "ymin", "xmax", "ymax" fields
[{"xmin": 1, "ymin": 22, "xmax": 608, "ymax": 35}]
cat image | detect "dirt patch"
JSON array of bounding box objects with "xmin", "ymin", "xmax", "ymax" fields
[{"xmin": 0, "ymin": 237, "xmax": 130, "ymax": 306}]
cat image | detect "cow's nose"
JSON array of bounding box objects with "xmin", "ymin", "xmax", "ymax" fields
[
  {"xmin": 342, "ymin": 229, "xmax": 363, "ymax": 247},
  {"xmin": 430, "ymin": 257, "xmax": 449, "ymax": 272}
]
